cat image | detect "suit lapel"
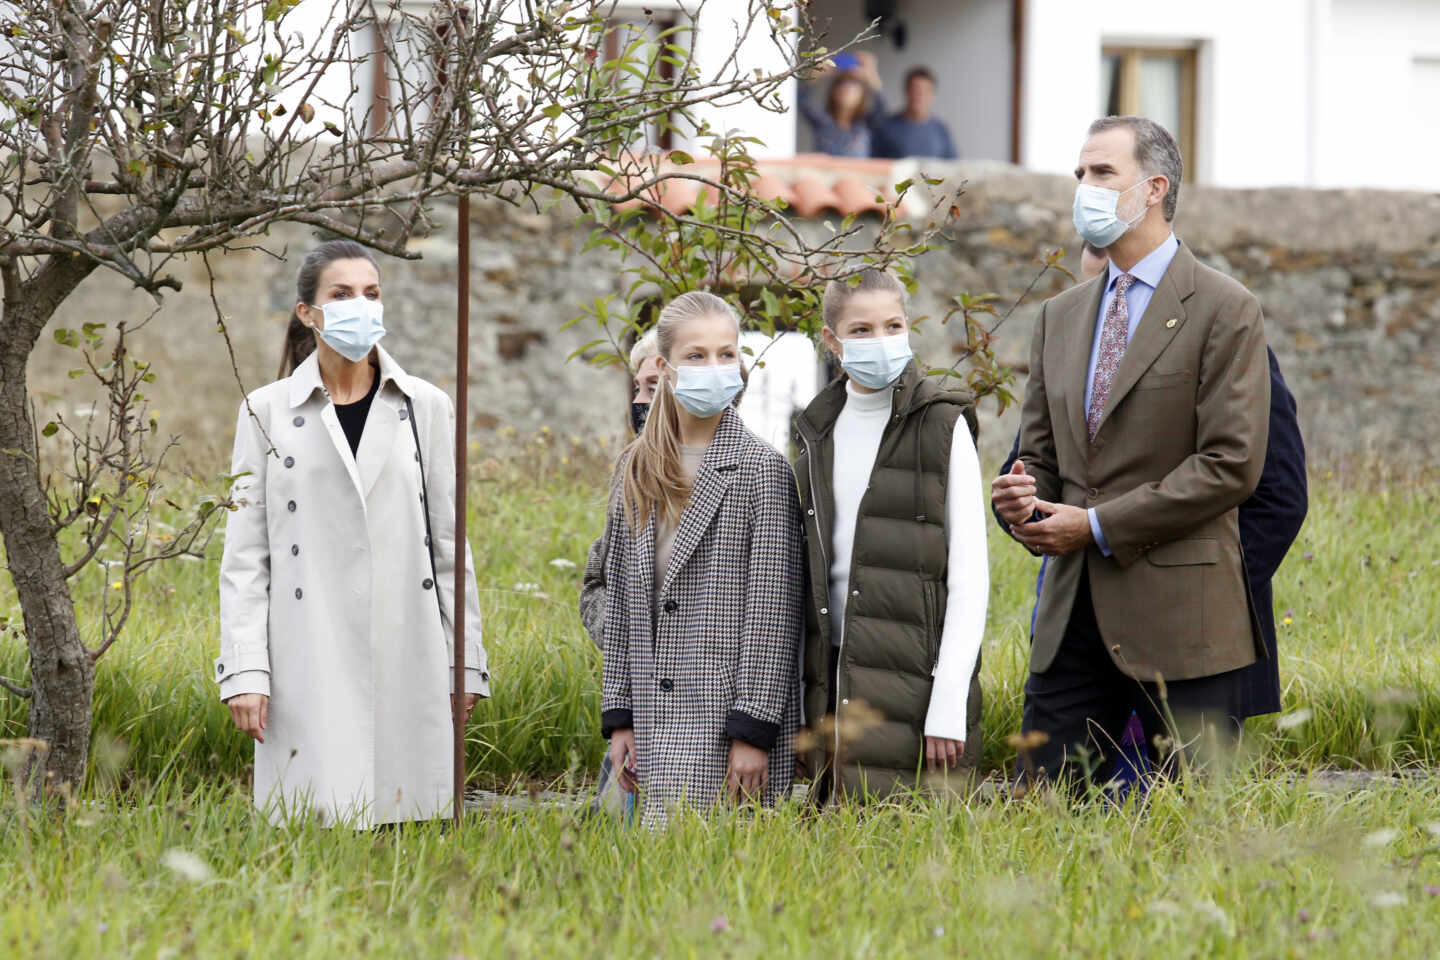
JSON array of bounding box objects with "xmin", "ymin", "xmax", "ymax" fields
[
  {"xmin": 658, "ymin": 410, "xmax": 743, "ymax": 599},
  {"xmin": 318, "ymin": 402, "xmax": 366, "ymax": 504},
  {"xmin": 355, "ymin": 390, "xmax": 400, "ymax": 501},
  {"xmin": 1093, "ymin": 246, "xmax": 1196, "ymax": 437},
  {"xmin": 1065, "ymin": 276, "xmax": 1107, "ymax": 452}
]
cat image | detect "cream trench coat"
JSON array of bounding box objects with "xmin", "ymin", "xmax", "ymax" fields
[{"xmin": 215, "ymin": 346, "xmax": 489, "ymax": 827}]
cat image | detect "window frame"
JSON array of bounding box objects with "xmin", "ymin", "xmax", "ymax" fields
[{"xmin": 1101, "ymin": 44, "xmax": 1198, "ymax": 182}]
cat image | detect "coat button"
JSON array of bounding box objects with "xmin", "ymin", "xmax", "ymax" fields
[
  {"xmin": 806, "ymin": 508, "xmax": 815, "ymax": 516},
  {"xmin": 1111, "ymin": 644, "xmax": 1121, "ymax": 654},
  {"xmin": 287, "ymin": 500, "xmax": 297, "ymax": 512},
  {"xmin": 659, "ymin": 678, "xmax": 674, "ymax": 692},
  {"xmin": 819, "ymin": 607, "xmax": 828, "ymax": 615},
  {"xmin": 293, "ymin": 416, "xmax": 305, "ymax": 427},
  {"xmin": 285, "ymin": 456, "xmax": 295, "ymax": 468},
  {"xmin": 1088, "ymin": 487, "xmax": 1098, "ymax": 498},
  {"xmin": 851, "ymin": 589, "xmax": 860, "ymax": 597},
  {"xmin": 423, "ymin": 578, "xmax": 434, "ymax": 590},
  {"xmin": 291, "ymin": 544, "xmax": 299, "ymax": 556},
  {"xmin": 216, "ymin": 663, "xmax": 224, "ymax": 674},
  {"xmin": 841, "ymin": 698, "xmax": 850, "ymax": 705},
  {"xmin": 424, "ymin": 535, "xmax": 431, "ymax": 546},
  {"xmin": 663, "ymin": 599, "xmax": 678, "ymax": 613},
  {"xmin": 399, "ymin": 408, "xmax": 409, "ymax": 421},
  {"xmin": 295, "ymin": 587, "xmax": 303, "ymax": 599},
  {"xmin": 415, "ymin": 452, "xmax": 421, "ymax": 462}
]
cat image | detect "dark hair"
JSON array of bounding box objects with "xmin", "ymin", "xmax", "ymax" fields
[
  {"xmin": 277, "ymin": 239, "xmax": 380, "ymax": 378},
  {"xmin": 904, "ymin": 67, "xmax": 937, "ymax": 89},
  {"xmin": 825, "ymin": 73, "xmax": 871, "ymax": 128},
  {"xmin": 1086, "ymin": 115, "xmax": 1183, "ymax": 221}
]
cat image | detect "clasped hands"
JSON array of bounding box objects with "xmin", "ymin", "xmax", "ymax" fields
[{"xmin": 990, "ymin": 461, "xmax": 1094, "ymax": 556}]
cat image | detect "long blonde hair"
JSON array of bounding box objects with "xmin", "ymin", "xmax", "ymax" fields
[{"xmin": 620, "ymin": 291, "xmax": 740, "ymax": 532}]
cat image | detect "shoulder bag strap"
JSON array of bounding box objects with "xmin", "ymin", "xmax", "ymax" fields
[{"xmin": 405, "ymin": 395, "xmax": 447, "ymax": 625}]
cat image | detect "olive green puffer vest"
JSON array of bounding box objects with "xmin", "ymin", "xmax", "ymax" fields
[{"xmin": 793, "ymin": 361, "xmax": 981, "ymax": 800}]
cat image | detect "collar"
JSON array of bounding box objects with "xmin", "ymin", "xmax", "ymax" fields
[
  {"xmin": 843, "ymin": 380, "xmax": 895, "ymax": 412},
  {"xmin": 1107, "ymin": 232, "xmax": 1179, "ymax": 292},
  {"xmin": 286, "ymin": 344, "xmax": 415, "ymax": 409}
]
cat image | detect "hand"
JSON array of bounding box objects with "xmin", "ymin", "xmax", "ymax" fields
[
  {"xmin": 991, "ymin": 460, "xmax": 1037, "ymax": 527},
  {"xmin": 726, "ymin": 740, "xmax": 770, "ymax": 801},
  {"xmin": 608, "ymin": 728, "xmax": 638, "ymax": 794},
  {"xmin": 1010, "ymin": 499, "xmax": 1094, "ymax": 556},
  {"xmin": 450, "ymin": 693, "xmax": 481, "ymax": 724},
  {"xmin": 226, "ymin": 693, "xmax": 269, "ymax": 743},
  {"xmin": 856, "ymin": 50, "xmax": 882, "ymax": 89},
  {"xmin": 925, "ymin": 736, "xmax": 963, "ymax": 772}
]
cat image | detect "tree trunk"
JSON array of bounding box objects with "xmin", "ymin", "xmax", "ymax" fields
[{"xmin": 0, "ymin": 263, "xmax": 99, "ymax": 797}]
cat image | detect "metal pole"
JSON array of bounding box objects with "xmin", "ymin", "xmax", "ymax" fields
[{"xmin": 453, "ymin": 191, "xmax": 470, "ymax": 825}]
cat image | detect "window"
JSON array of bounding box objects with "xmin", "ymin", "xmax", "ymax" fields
[
  {"xmin": 601, "ymin": 11, "xmax": 689, "ymax": 151},
  {"xmin": 1101, "ymin": 45, "xmax": 1197, "ymax": 180}
]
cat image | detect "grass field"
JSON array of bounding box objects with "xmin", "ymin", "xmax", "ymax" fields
[{"xmin": 2, "ymin": 442, "xmax": 1438, "ymax": 957}]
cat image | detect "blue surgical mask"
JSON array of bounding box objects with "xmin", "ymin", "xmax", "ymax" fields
[
  {"xmin": 316, "ymin": 297, "xmax": 385, "ymax": 363},
  {"xmin": 1072, "ymin": 176, "xmax": 1154, "ymax": 249},
  {"xmin": 670, "ymin": 362, "xmax": 743, "ymax": 418},
  {"xmin": 840, "ymin": 332, "xmax": 913, "ymax": 389}
]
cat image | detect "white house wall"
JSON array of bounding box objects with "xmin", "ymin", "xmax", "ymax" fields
[
  {"xmin": 1022, "ymin": 0, "xmax": 1314, "ymax": 188},
  {"xmin": 1318, "ymin": 0, "xmax": 1440, "ymax": 191}
]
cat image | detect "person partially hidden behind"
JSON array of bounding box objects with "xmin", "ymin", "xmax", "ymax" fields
[
  {"xmin": 994, "ymin": 240, "xmax": 1308, "ymax": 781},
  {"xmin": 992, "ymin": 115, "xmax": 1273, "ymax": 790}
]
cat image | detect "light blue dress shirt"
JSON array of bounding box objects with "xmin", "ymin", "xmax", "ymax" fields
[{"xmin": 1085, "ymin": 233, "xmax": 1180, "ymax": 556}]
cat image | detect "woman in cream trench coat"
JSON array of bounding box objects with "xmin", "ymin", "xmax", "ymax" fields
[{"xmin": 216, "ymin": 243, "xmax": 488, "ymax": 828}]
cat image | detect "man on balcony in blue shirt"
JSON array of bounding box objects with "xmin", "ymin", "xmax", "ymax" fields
[{"xmin": 872, "ymin": 67, "xmax": 958, "ymax": 161}]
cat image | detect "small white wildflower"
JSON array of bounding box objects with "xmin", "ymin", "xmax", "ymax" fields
[
  {"xmin": 1370, "ymin": 891, "xmax": 1405, "ymax": 908},
  {"xmin": 1275, "ymin": 708, "xmax": 1312, "ymax": 730},
  {"xmin": 932, "ymin": 926, "xmax": 944, "ymax": 938},
  {"xmin": 512, "ymin": 582, "xmax": 541, "ymax": 593},
  {"xmin": 1363, "ymin": 829, "xmax": 1399, "ymax": 848},
  {"xmin": 548, "ymin": 558, "xmax": 577, "ymax": 569},
  {"xmin": 161, "ymin": 848, "xmax": 213, "ymax": 883}
]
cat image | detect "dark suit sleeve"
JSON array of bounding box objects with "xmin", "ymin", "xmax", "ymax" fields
[{"xmin": 1238, "ymin": 349, "xmax": 1308, "ymax": 583}]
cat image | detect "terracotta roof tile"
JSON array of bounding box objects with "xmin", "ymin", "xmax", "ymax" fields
[{"xmin": 590, "ymin": 153, "xmax": 915, "ymax": 220}]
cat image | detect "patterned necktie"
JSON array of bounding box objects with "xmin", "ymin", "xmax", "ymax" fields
[{"xmin": 1087, "ymin": 273, "xmax": 1135, "ymax": 442}]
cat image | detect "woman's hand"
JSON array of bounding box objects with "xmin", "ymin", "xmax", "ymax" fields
[
  {"xmin": 226, "ymin": 693, "xmax": 269, "ymax": 743},
  {"xmin": 726, "ymin": 740, "xmax": 770, "ymax": 801},
  {"xmin": 450, "ymin": 693, "xmax": 481, "ymax": 724},
  {"xmin": 607, "ymin": 728, "xmax": 638, "ymax": 793},
  {"xmin": 925, "ymin": 736, "xmax": 963, "ymax": 772}
]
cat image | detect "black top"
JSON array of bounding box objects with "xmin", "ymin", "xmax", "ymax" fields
[{"xmin": 333, "ymin": 368, "xmax": 380, "ymax": 457}]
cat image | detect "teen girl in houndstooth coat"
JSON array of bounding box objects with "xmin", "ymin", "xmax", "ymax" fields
[{"xmin": 599, "ymin": 292, "xmax": 805, "ymax": 826}]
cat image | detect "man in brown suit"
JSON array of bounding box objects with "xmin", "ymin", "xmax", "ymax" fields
[{"xmin": 992, "ymin": 115, "xmax": 1270, "ymax": 787}]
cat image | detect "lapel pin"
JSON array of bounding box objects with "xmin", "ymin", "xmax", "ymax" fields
[{"xmin": 1166, "ymin": 318, "xmax": 1179, "ymax": 329}]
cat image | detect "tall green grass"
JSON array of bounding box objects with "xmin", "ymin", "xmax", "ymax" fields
[
  {"xmin": 2, "ymin": 772, "xmax": 1439, "ymax": 957},
  {"xmin": 1, "ymin": 443, "xmax": 1438, "ymax": 788}
]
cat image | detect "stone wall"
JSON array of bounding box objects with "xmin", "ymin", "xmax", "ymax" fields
[{"xmin": 28, "ymin": 165, "xmax": 1440, "ymax": 472}]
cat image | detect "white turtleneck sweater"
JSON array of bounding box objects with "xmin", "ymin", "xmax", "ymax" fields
[{"xmin": 828, "ymin": 381, "xmax": 989, "ymax": 742}]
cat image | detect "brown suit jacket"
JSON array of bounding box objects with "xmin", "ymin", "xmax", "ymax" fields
[{"xmin": 1017, "ymin": 241, "xmax": 1270, "ymax": 682}]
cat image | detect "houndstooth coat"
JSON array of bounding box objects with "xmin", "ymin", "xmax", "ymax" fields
[{"xmin": 599, "ymin": 409, "xmax": 804, "ymax": 826}]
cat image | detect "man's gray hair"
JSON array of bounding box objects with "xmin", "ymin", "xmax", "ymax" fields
[{"xmin": 1088, "ymin": 115, "xmax": 1182, "ymax": 221}]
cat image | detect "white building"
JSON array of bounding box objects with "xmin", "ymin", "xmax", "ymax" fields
[
  {"xmin": 281, "ymin": 0, "xmax": 1440, "ymax": 192},
  {"xmin": 802, "ymin": 0, "xmax": 1440, "ymax": 192}
]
